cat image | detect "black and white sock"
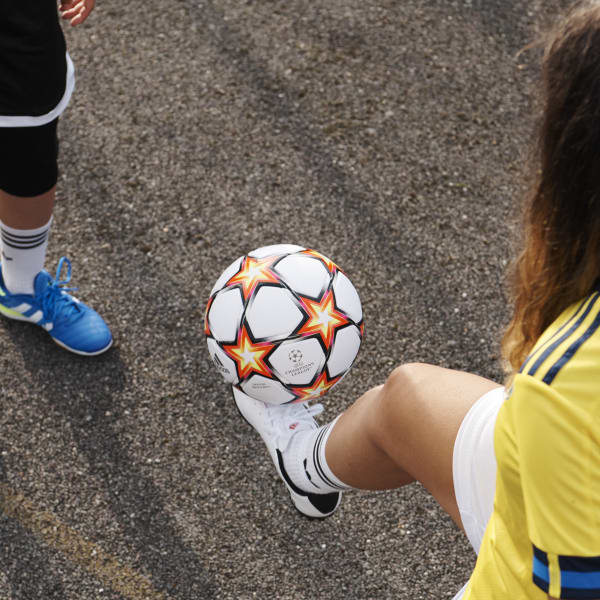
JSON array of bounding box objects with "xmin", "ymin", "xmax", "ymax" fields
[
  {"xmin": 283, "ymin": 416, "xmax": 353, "ymax": 495},
  {"xmin": 0, "ymin": 218, "xmax": 52, "ymax": 294}
]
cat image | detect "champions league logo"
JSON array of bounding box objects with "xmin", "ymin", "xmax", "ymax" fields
[
  {"xmin": 285, "ymin": 348, "xmax": 314, "ymax": 378},
  {"xmin": 288, "ymin": 348, "xmax": 303, "ymax": 364}
]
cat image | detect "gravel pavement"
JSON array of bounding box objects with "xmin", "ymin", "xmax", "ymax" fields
[{"xmin": 0, "ymin": 1, "xmax": 572, "ymax": 598}]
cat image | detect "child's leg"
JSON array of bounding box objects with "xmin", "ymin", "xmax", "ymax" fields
[
  {"xmin": 324, "ymin": 363, "xmax": 500, "ymax": 528},
  {"xmin": 0, "ymin": 187, "xmax": 55, "ymax": 294},
  {"xmin": 0, "ymin": 119, "xmax": 57, "ymax": 293},
  {"xmin": 0, "ymin": 119, "xmax": 112, "ymax": 355},
  {"xmin": 0, "ymin": 186, "xmax": 55, "ymax": 229}
]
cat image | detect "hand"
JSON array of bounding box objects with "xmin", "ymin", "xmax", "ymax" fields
[{"xmin": 59, "ymin": 0, "xmax": 95, "ymax": 26}]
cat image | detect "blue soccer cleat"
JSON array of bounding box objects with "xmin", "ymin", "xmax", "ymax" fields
[{"xmin": 0, "ymin": 256, "xmax": 113, "ymax": 356}]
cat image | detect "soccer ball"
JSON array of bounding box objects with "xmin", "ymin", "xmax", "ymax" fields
[{"xmin": 205, "ymin": 244, "xmax": 363, "ymax": 405}]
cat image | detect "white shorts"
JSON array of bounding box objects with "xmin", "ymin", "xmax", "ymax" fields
[{"xmin": 450, "ymin": 385, "xmax": 505, "ymax": 600}]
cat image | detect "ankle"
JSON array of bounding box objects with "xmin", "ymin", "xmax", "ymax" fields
[
  {"xmin": 1, "ymin": 219, "xmax": 51, "ymax": 294},
  {"xmin": 284, "ymin": 417, "xmax": 353, "ymax": 495}
]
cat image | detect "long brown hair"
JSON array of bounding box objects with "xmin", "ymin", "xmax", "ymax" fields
[{"xmin": 502, "ymin": 0, "xmax": 600, "ymax": 372}]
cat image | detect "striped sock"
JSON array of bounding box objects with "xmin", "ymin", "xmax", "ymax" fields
[
  {"xmin": 284, "ymin": 415, "xmax": 353, "ymax": 494},
  {"xmin": 1, "ymin": 218, "xmax": 52, "ymax": 294}
]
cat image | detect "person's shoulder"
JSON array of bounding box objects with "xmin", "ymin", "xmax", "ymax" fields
[{"xmin": 516, "ymin": 290, "xmax": 600, "ymax": 406}]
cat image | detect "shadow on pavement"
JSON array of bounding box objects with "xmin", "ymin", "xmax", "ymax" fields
[{"xmin": 0, "ymin": 333, "xmax": 218, "ymax": 600}]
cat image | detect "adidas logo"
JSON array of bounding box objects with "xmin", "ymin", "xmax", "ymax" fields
[{"xmin": 289, "ymin": 422, "xmax": 299, "ymax": 430}]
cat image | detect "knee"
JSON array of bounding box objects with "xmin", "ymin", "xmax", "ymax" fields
[
  {"xmin": 369, "ymin": 362, "xmax": 429, "ymax": 445},
  {"xmin": 384, "ymin": 362, "xmax": 429, "ymax": 397}
]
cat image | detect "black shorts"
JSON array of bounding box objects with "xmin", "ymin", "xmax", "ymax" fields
[
  {"xmin": 0, "ymin": 3, "xmax": 67, "ymax": 117},
  {"xmin": 0, "ymin": 119, "xmax": 59, "ymax": 197}
]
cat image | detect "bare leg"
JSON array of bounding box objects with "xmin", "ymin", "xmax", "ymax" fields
[
  {"xmin": 0, "ymin": 186, "xmax": 55, "ymax": 229},
  {"xmin": 325, "ymin": 363, "xmax": 501, "ymax": 528}
]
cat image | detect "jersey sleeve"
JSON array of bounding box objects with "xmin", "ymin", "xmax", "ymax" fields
[{"xmin": 513, "ymin": 374, "xmax": 600, "ymax": 599}]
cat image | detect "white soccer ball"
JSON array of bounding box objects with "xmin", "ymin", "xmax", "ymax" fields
[{"xmin": 205, "ymin": 244, "xmax": 363, "ymax": 405}]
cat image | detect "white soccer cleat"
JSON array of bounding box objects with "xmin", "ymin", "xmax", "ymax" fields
[{"xmin": 233, "ymin": 386, "xmax": 342, "ymax": 519}]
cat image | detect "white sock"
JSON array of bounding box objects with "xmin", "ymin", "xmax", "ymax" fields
[
  {"xmin": 283, "ymin": 415, "xmax": 353, "ymax": 494},
  {"xmin": 0, "ymin": 218, "xmax": 52, "ymax": 294}
]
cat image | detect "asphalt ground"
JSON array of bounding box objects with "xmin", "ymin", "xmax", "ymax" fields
[{"xmin": 0, "ymin": 1, "xmax": 574, "ymax": 598}]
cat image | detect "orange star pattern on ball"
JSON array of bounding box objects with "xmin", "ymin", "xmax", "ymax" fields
[
  {"xmin": 301, "ymin": 249, "xmax": 339, "ymax": 274},
  {"xmin": 291, "ymin": 371, "xmax": 341, "ymax": 402},
  {"xmin": 222, "ymin": 325, "xmax": 275, "ymax": 380},
  {"xmin": 226, "ymin": 255, "xmax": 280, "ymax": 300},
  {"xmin": 297, "ymin": 289, "xmax": 349, "ymax": 347},
  {"xmin": 204, "ymin": 296, "xmax": 214, "ymax": 336}
]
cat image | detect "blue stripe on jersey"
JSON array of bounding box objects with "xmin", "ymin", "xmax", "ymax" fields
[
  {"xmin": 533, "ymin": 545, "xmax": 550, "ymax": 592},
  {"xmin": 543, "ymin": 308, "xmax": 600, "ymax": 385},
  {"xmin": 561, "ymin": 554, "xmax": 600, "ymax": 595},
  {"xmin": 561, "ymin": 570, "xmax": 600, "ymax": 590},
  {"xmin": 532, "ymin": 549, "xmax": 600, "ymax": 597},
  {"xmin": 519, "ymin": 295, "xmax": 590, "ymax": 374},
  {"xmin": 533, "ymin": 555, "xmax": 550, "ymax": 583},
  {"xmin": 526, "ymin": 292, "xmax": 600, "ymax": 378}
]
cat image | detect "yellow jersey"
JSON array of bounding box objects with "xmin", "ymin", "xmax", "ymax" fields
[{"xmin": 465, "ymin": 289, "xmax": 600, "ymax": 599}]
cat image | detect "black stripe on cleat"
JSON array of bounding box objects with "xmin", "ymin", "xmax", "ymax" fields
[{"xmin": 306, "ymin": 491, "xmax": 340, "ymax": 514}]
